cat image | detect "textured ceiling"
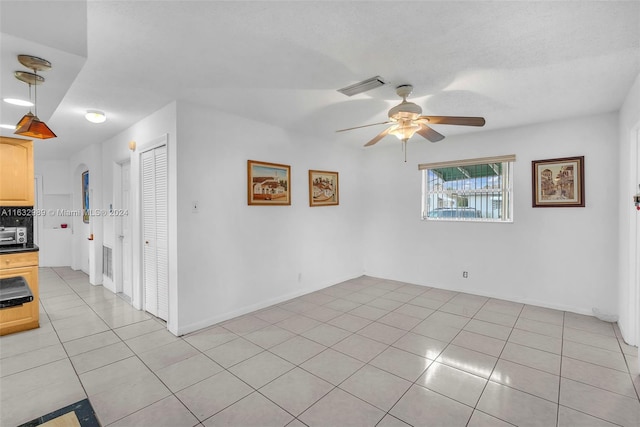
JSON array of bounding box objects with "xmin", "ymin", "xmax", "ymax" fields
[{"xmin": 1, "ymin": 1, "xmax": 639, "ymax": 159}]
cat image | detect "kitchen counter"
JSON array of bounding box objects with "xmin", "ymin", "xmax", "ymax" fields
[{"xmin": 0, "ymin": 244, "xmax": 39, "ymax": 255}]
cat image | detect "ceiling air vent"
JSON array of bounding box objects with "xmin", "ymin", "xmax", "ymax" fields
[{"xmin": 337, "ymin": 76, "xmax": 386, "ymax": 96}]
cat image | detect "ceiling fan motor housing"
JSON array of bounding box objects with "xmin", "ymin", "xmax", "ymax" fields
[
  {"xmin": 388, "ymin": 101, "xmax": 422, "ymax": 121},
  {"xmin": 388, "ymin": 84, "xmax": 422, "ymax": 121}
]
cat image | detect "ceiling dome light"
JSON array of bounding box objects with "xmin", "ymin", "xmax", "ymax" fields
[
  {"xmin": 85, "ymin": 110, "xmax": 106, "ymax": 124},
  {"xmin": 3, "ymin": 98, "xmax": 34, "ymax": 107}
]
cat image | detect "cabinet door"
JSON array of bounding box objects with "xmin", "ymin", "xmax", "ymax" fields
[
  {"xmin": 0, "ymin": 264, "xmax": 39, "ymax": 335},
  {"xmin": 0, "ymin": 136, "xmax": 34, "ymax": 206},
  {"xmin": 142, "ymin": 146, "xmax": 168, "ymax": 321}
]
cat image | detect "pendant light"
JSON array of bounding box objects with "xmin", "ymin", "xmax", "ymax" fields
[{"xmin": 13, "ymin": 55, "xmax": 57, "ymax": 139}]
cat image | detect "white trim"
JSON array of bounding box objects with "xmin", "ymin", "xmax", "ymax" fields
[
  {"xmin": 34, "ymin": 175, "xmax": 43, "ymax": 247},
  {"xmin": 633, "ymin": 126, "xmax": 640, "ymax": 350},
  {"xmin": 175, "ymin": 273, "xmax": 363, "ymax": 336},
  {"xmin": 364, "ymin": 273, "xmax": 604, "ymax": 317},
  {"xmin": 418, "ymin": 154, "xmax": 516, "ymax": 170},
  {"xmin": 620, "ymin": 123, "xmax": 640, "ymax": 349},
  {"xmin": 113, "ymin": 161, "xmax": 123, "ymax": 295}
]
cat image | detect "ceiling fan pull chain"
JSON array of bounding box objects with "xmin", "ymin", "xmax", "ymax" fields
[{"xmin": 404, "ymin": 140, "xmax": 408, "ymax": 163}]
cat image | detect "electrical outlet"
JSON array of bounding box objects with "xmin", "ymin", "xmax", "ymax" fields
[{"xmin": 463, "ymin": 271, "xmax": 469, "ymax": 278}]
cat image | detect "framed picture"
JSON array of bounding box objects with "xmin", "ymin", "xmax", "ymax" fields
[
  {"xmin": 82, "ymin": 170, "xmax": 90, "ymax": 223},
  {"xmin": 247, "ymin": 160, "xmax": 291, "ymax": 205},
  {"xmin": 309, "ymin": 170, "xmax": 339, "ymax": 207},
  {"xmin": 532, "ymin": 156, "xmax": 584, "ymax": 207}
]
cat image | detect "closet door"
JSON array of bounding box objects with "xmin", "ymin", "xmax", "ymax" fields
[
  {"xmin": 141, "ymin": 145, "xmax": 168, "ymax": 320},
  {"xmin": 121, "ymin": 162, "xmax": 133, "ymax": 299}
]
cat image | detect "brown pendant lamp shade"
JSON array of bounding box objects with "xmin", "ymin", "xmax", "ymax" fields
[
  {"xmin": 15, "ymin": 112, "xmax": 34, "ymax": 129},
  {"xmin": 13, "ymin": 55, "xmax": 56, "ymax": 139},
  {"xmin": 14, "ymin": 112, "xmax": 57, "ymax": 139}
]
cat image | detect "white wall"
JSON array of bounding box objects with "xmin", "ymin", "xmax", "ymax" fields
[
  {"xmin": 362, "ymin": 112, "xmax": 619, "ymax": 316},
  {"xmin": 34, "ymin": 159, "xmax": 73, "ymax": 266},
  {"xmin": 35, "ymin": 159, "xmax": 71, "ymax": 194},
  {"xmin": 618, "ymin": 72, "xmax": 640, "ymax": 346},
  {"xmin": 174, "ymin": 100, "xmax": 364, "ymax": 335},
  {"xmin": 38, "ymin": 98, "xmax": 632, "ymax": 339},
  {"xmin": 69, "ymin": 145, "xmax": 101, "ymax": 282}
]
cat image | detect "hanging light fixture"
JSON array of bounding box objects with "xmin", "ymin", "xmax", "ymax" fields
[
  {"xmin": 389, "ymin": 119, "xmax": 421, "ymax": 162},
  {"xmin": 389, "ymin": 120, "xmax": 420, "ymax": 141},
  {"xmin": 13, "ymin": 55, "xmax": 57, "ymax": 139}
]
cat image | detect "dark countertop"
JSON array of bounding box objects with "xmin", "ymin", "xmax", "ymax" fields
[{"xmin": 0, "ymin": 244, "xmax": 39, "ymax": 255}]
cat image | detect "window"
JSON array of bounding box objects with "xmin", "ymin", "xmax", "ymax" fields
[{"xmin": 419, "ymin": 155, "xmax": 515, "ymax": 222}]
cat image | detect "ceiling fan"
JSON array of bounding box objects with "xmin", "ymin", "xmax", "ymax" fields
[{"xmin": 336, "ymin": 84, "xmax": 485, "ymax": 161}]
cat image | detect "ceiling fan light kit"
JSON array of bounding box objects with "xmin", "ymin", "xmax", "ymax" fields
[
  {"xmin": 12, "ymin": 54, "xmax": 57, "ymax": 139},
  {"xmin": 336, "ymin": 83, "xmax": 486, "ymax": 161},
  {"xmin": 337, "ymin": 75, "xmax": 386, "ymax": 96},
  {"xmin": 389, "ymin": 122, "xmax": 420, "ymax": 141}
]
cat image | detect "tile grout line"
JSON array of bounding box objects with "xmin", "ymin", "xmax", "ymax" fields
[
  {"xmin": 37, "ymin": 267, "xmax": 96, "ymax": 411},
  {"xmin": 370, "ymin": 289, "xmax": 479, "ymax": 426},
  {"xmin": 18, "ymin": 271, "xmax": 638, "ymax": 427},
  {"xmin": 277, "ymin": 283, "xmax": 435, "ymax": 426},
  {"xmin": 42, "ymin": 268, "xmax": 204, "ymax": 427},
  {"xmin": 463, "ymin": 296, "xmax": 523, "ymax": 427},
  {"xmin": 556, "ymin": 309, "xmax": 635, "ymax": 427},
  {"xmin": 617, "ymin": 324, "xmax": 640, "ymax": 402}
]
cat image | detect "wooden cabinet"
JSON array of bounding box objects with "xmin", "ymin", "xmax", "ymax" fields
[
  {"xmin": 0, "ymin": 136, "xmax": 34, "ymax": 206},
  {"xmin": 0, "ymin": 251, "xmax": 39, "ymax": 335}
]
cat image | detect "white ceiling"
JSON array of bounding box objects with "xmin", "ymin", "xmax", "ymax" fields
[{"xmin": 1, "ymin": 1, "xmax": 639, "ymax": 160}]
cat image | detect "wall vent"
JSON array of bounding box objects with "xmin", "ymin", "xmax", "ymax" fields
[
  {"xmin": 337, "ymin": 76, "xmax": 386, "ymax": 96},
  {"xmin": 103, "ymin": 245, "xmax": 113, "ymax": 280}
]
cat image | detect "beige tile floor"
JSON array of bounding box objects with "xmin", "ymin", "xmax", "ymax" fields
[{"xmin": 1, "ymin": 267, "xmax": 640, "ymax": 426}]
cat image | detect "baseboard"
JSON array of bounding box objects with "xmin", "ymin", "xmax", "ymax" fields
[
  {"xmin": 363, "ymin": 273, "xmax": 608, "ymax": 318},
  {"xmin": 174, "ymin": 272, "xmax": 363, "ymax": 336}
]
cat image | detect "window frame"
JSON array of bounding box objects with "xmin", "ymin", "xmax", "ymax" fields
[{"xmin": 419, "ymin": 155, "xmax": 515, "ymax": 223}]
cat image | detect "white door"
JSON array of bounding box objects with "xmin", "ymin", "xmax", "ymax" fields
[
  {"xmin": 141, "ymin": 146, "xmax": 168, "ymax": 320},
  {"xmin": 121, "ymin": 162, "xmax": 133, "ymax": 300},
  {"xmin": 34, "ymin": 176, "xmax": 41, "ymax": 246},
  {"xmin": 635, "ymin": 129, "xmax": 640, "ymax": 369}
]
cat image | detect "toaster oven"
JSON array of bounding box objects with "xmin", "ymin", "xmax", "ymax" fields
[{"xmin": 0, "ymin": 227, "xmax": 27, "ymax": 246}]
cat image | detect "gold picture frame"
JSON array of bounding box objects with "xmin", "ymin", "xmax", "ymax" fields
[
  {"xmin": 247, "ymin": 160, "xmax": 291, "ymax": 205},
  {"xmin": 309, "ymin": 170, "xmax": 339, "ymax": 207},
  {"xmin": 532, "ymin": 156, "xmax": 585, "ymax": 207}
]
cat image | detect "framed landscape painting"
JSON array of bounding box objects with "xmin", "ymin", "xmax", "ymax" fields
[
  {"xmin": 247, "ymin": 160, "xmax": 291, "ymax": 205},
  {"xmin": 532, "ymin": 156, "xmax": 584, "ymax": 207},
  {"xmin": 82, "ymin": 170, "xmax": 90, "ymax": 223},
  {"xmin": 309, "ymin": 170, "xmax": 339, "ymax": 207}
]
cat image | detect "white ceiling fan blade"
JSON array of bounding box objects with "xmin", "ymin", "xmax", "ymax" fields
[
  {"xmin": 419, "ymin": 116, "xmax": 486, "ymax": 126},
  {"xmin": 336, "ymin": 121, "xmax": 392, "ymax": 132},
  {"xmin": 364, "ymin": 127, "xmax": 391, "ymax": 146},
  {"xmin": 416, "ymin": 122, "xmax": 445, "ymax": 142}
]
